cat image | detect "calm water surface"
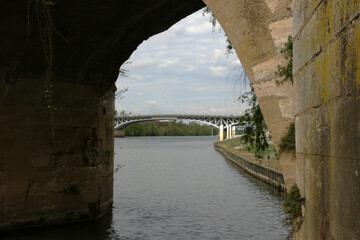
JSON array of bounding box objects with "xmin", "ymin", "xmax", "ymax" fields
[{"xmin": 4, "ymin": 136, "xmax": 290, "ymax": 240}]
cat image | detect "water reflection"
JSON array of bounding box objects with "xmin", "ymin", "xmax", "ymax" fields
[{"xmin": 3, "ymin": 136, "xmax": 290, "ymax": 240}]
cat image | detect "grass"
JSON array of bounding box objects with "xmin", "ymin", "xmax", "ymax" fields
[{"xmin": 216, "ymin": 137, "xmax": 281, "ymax": 170}]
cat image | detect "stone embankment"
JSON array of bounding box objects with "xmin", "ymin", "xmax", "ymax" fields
[{"xmin": 214, "ymin": 143, "xmax": 286, "ymax": 191}]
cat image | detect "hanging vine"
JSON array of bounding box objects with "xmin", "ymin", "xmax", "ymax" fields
[
  {"xmin": 32, "ymin": 0, "xmax": 69, "ymax": 149},
  {"xmin": 202, "ymin": 7, "xmax": 234, "ymax": 57},
  {"xmin": 35, "ymin": 0, "xmax": 57, "ymax": 148}
]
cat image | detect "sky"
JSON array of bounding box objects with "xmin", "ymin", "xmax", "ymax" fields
[{"xmin": 115, "ymin": 9, "xmax": 251, "ymax": 116}]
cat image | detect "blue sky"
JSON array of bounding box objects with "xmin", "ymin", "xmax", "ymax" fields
[{"xmin": 115, "ymin": 9, "xmax": 250, "ymax": 116}]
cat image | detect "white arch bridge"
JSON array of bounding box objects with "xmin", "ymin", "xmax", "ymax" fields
[{"xmin": 114, "ymin": 115, "xmax": 240, "ymax": 141}]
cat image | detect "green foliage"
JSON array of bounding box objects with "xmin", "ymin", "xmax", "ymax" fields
[
  {"xmin": 202, "ymin": 7, "xmax": 217, "ymax": 30},
  {"xmin": 238, "ymin": 87, "xmax": 269, "ymax": 159},
  {"xmin": 275, "ymin": 35, "xmax": 293, "ymax": 85},
  {"xmin": 279, "ymin": 122, "xmax": 295, "ymax": 152},
  {"xmin": 202, "ymin": 7, "xmax": 233, "ymax": 57},
  {"xmin": 125, "ymin": 121, "xmax": 218, "ymax": 137},
  {"xmin": 283, "ymin": 184, "xmax": 304, "ymax": 226},
  {"xmin": 43, "ymin": 83, "xmax": 57, "ymax": 111},
  {"xmin": 225, "ymin": 35, "xmax": 233, "ymax": 57}
]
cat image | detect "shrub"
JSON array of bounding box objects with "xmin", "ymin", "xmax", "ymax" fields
[{"xmin": 279, "ymin": 122, "xmax": 295, "ymax": 152}]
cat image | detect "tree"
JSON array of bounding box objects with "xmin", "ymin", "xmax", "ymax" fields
[
  {"xmin": 238, "ymin": 87, "xmax": 269, "ymax": 159},
  {"xmin": 124, "ymin": 121, "xmax": 215, "ymax": 137}
]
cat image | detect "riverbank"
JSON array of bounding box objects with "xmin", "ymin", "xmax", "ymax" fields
[{"xmin": 214, "ymin": 140, "xmax": 286, "ymax": 191}]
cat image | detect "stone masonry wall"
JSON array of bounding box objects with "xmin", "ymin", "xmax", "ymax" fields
[
  {"xmin": 0, "ymin": 78, "xmax": 114, "ymax": 230},
  {"xmin": 293, "ymin": 0, "xmax": 360, "ymax": 239},
  {"xmin": 204, "ymin": 0, "xmax": 296, "ymax": 190}
]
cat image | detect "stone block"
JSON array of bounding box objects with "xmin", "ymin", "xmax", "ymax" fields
[
  {"xmin": 252, "ymin": 53, "xmax": 285, "ymax": 83},
  {"xmin": 269, "ymin": 17, "xmax": 293, "ymax": 49},
  {"xmin": 333, "ymin": 0, "xmax": 360, "ymax": 35},
  {"xmin": 258, "ymin": 96, "xmax": 288, "ymax": 126},
  {"xmin": 278, "ymin": 150, "xmax": 296, "ymax": 191},
  {"xmin": 293, "ymin": 0, "xmax": 323, "ymax": 37},
  {"xmin": 297, "ymin": 153, "xmax": 360, "ymax": 238},
  {"xmin": 64, "ymin": 127, "xmax": 93, "ymax": 154},
  {"xmin": 297, "ymin": 94, "xmax": 360, "ymax": 160},
  {"xmin": 268, "ymin": 119, "xmax": 294, "ymax": 149},
  {"xmin": 203, "ymin": 0, "xmax": 232, "ymax": 16},
  {"xmin": 296, "ymin": 107, "xmax": 331, "ymax": 157},
  {"xmin": 295, "ymin": 151, "xmax": 305, "ymax": 196},
  {"xmin": 295, "ymin": 202, "xmax": 328, "ymax": 240},
  {"xmin": 293, "ymin": 10, "xmax": 319, "ymax": 73},
  {"xmin": 3, "ymin": 182, "xmax": 27, "ymax": 213}
]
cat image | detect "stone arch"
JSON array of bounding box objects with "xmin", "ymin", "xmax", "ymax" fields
[{"xmin": 203, "ymin": 0, "xmax": 295, "ymax": 188}]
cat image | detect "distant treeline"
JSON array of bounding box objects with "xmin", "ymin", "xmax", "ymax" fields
[{"xmin": 124, "ymin": 121, "xmax": 219, "ymax": 136}]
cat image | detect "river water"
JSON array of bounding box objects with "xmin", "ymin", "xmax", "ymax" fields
[{"xmin": 4, "ymin": 136, "xmax": 290, "ymax": 240}]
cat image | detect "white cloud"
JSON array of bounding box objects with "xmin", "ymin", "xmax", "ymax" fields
[
  {"xmin": 209, "ymin": 66, "xmax": 227, "ymax": 77},
  {"xmin": 146, "ymin": 100, "xmax": 157, "ymax": 104},
  {"xmin": 196, "ymin": 87, "xmax": 208, "ymax": 92},
  {"xmin": 131, "ymin": 74, "xmax": 143, "ymax": 80},
  {"xmin": 115, "ymin": 9, "xmax": 249, "ymax": 116}
]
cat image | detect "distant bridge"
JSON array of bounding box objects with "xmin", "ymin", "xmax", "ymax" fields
[{"xmin": 114, "ymin": 115, "xmax": 240, "ymax": 141}]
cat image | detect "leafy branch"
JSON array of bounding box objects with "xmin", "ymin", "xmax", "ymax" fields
[
  {"xmin": 275, "ymin": 36, "xmax": 293, "ymax": 85},
  {"xmin": 238, "ymin": 87, "xmax": 269, "ymax": 159},
  {"xmin": 202, "ymin": 7, "xmax": 233, "ymax": 57},
  {"xmin": 279, "ymin": 122, "xmax": 295, "ymax": 152},
  {"xmin": 284, "ymin": 184, "xmax": 305, "ymax": 239}
]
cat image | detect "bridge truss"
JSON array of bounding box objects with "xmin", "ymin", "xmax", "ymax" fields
[{"xmin": 114, "ymin": 115, "xmax": 240, "ymax": 140}]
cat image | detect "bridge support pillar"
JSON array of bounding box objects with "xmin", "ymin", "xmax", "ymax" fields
[
  {"xmin": 226, "ymin": 126, "xmax": 230, "ymax": 140},
  {"xmin": 114, "ymin": 129, "xmax": 125, "ymax": 137},
  {"xmin": 219, "ymin": 124, "xmax": 224, "ymax": 141},
  {"xmin": 232, "ymin": 126, "xmax": 236, "ymax": 138},
  {"xmin": 0, "ymin": 79, "xmax": 114, "ymax": 230}
]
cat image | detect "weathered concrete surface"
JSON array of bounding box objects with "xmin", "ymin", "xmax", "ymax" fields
[
  {"xmin": 293, "ymin": 0, "xmax": 360, "ymax": 239},
  {"xmin": 0, "ymin": 0, "xmax": 205, "ymax": 230},
  {"xmin": 203, "ymin": 0, "xmax": 296, "ymax": 190}
]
